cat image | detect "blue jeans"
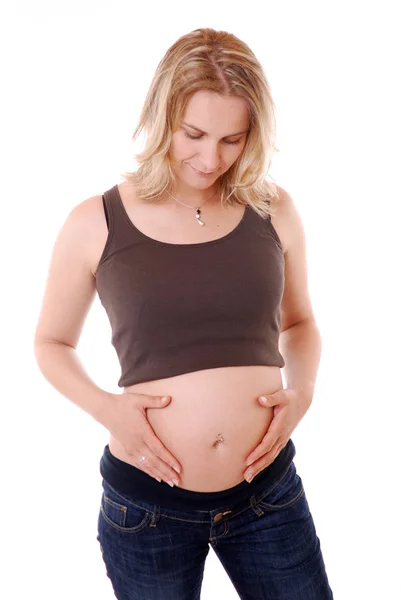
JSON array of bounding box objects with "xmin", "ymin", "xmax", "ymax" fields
[{"xmin": 97, "ymin": 461, "xmax": 334, "ymax": 599}]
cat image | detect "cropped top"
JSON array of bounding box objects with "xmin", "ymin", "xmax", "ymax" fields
[{"xmin": 94, "ymin": 184, "xmax": 285, "ymax": 387}]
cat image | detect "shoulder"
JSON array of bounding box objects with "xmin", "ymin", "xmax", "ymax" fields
[
  {"xmin": 66, "ymin": 192, "xmax": 109, "ymax": 276},
  {"xmin": 269, "ymin": 184, "xmax": 304, "ymax": 255},
  {"xmin": 272, "ymin": 185, "xmax": 316, "ymax": 329},
  {"xmin": 70, "ymin": 192, "xmax": 106, "ymax": 228}
]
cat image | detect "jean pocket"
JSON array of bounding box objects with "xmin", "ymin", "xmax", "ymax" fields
[
  {"xmin": 255, "ymin": 461, "xmax": 305, "ymax": 511},
  {"xmin": 100, "ymin": 480, "xmax": 152, "ymax": 533}
]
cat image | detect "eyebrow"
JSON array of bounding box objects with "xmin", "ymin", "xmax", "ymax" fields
[{"xmin": 182, "ymin": 122, "xmax": 249, "ymax": 137}]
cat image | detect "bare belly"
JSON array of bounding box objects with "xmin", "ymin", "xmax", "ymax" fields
[{"xmin": 108, "ymin": 365, "xmax": 283, "ymax": 492}]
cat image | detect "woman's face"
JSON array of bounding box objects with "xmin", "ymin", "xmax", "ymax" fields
[{"xmin": 169, "ymin": 90, "xmax": 250, "ymax": 188}]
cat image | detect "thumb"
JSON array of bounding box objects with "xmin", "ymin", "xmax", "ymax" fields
[
  {"xmin": 258, "ymin": 394, "xmax": 275, "ymax": 407},
  {"xmin": 154, "ymin": 395, "xmax": 171, "ymax": 407}
]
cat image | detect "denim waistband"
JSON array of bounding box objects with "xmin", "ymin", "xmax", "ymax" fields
[{"xmin": 99, "ymin": 439, "xmax": 296, "ymax": 511}]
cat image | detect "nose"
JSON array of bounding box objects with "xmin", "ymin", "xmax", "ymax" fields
[{"xmin": 198, "ymin": 143, "xmax": 220, "ymax": 173}]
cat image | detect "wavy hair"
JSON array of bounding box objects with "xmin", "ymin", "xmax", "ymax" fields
[{"xmin": 121, "ymin": 28, "xmax": 280, "ymax": 219}]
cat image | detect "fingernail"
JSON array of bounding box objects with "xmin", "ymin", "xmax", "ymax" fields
[
  {"xmin": 246, "ymin": 474, "xmax": 254, "ymax": 483},
  {"xmin": 155, "ymin": 477, "xmax": 162, "ymax": 482},
  {"xmin": 246, "ymin": 459, "xmax": 254, "ymax": 466},
  {"xmin": 173, "ymin": 466, "xmax": 181, "ymax": 474},
  {"xmin": 168, "ymin": 480, "xmax": 175, "ymax": 487}
]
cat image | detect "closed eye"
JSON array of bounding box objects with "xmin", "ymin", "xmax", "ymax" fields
[{"xmin": 184, "ymin": 131, "xmax": 242, "ymax": 145}]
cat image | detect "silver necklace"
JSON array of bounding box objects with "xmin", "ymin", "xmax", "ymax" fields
[{"xmin": 165, "ymin": 188, "xmax": 219, "ymax": 226}]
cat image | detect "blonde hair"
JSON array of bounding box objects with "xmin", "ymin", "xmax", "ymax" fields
[{"xmin": 121, "ymin": 28, "xmax": 280, "ymax": 219}]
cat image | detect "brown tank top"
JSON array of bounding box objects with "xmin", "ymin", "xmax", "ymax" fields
[{"xmin": 94, "ymin": 184, "xmax": 285, "ymax": 387}]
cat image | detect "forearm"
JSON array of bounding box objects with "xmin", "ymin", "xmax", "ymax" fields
[
  {"xmin": 34, "ymin": 341, "xmax": 114, "ymax": 428},
  {"xmin": 279, "ymin": 319, "xmax": 322, "ymax": 406}
]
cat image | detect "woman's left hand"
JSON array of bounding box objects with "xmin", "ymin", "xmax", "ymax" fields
[{"xmin": 243, "ymin": 388, "xmax": 311, "ymax": 483}]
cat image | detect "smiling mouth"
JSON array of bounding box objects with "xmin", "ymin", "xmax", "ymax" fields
[{"xmin": 190, "ymin": 165, "xmax": 218, "ymax": 176}]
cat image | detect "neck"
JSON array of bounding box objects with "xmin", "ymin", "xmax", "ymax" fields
[{"xmin": 166, "ymin": 181, "xmax": 222, "ymax": 209}]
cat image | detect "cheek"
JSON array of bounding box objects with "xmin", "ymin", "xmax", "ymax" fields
[
  {"xmin": 171, "ymin": 140, "xmax": 193, "ymax": 160},
  {"xmin": 227, "ymin": 145, "xmax": 244, "ymax": 165}
]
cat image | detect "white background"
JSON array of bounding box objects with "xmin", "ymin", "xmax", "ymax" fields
[{"xmin": 2, "ymin": 1, "xmax": 400, "ymax": 598}]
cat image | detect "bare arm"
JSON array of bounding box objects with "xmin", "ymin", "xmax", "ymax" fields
[
  {"xmin": 33, "ymin": 195, "xmax": 114, "ymax": 427},
  {"xmin": 33, "ymin": 195, "xmax": 183, "ymax": 483},
  {"xmin": 276, "ymin": 185, "xmax": 321, "ymax": 404},
  {"xmin": 34, "ymin": 341, "xmax": 113, "ymax": 426}
]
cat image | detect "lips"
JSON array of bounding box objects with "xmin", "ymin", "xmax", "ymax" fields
[{"xmin": 190, "ymin": 165, "xmax": 217, "ymax": 176}]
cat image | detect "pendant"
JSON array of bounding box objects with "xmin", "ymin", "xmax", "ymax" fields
[{"xmin": 196, "ymin": 208, "xmax": 205, "ymax": 226}]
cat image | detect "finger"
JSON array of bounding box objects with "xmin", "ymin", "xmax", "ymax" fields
[
  {"xmin": 143, "ymin": 423, "xmax": 182, "ymax": 474},
  {"xmin": 246, "ymin": 415, "xmax": 284, "ymax": 464},
  {"xmin": 137, "ymin": 445, "xmax": 179, "ymax": 486},
  {"xmin": 135, "ymin": 453, "xmax": 163, "ymax": 482},
  {"xmin": 245, "ymin": 438, "xmax": 283, "ymax": 478},
  {"xmin": 246, "ymin": 433, "xmax": 280, "ymax": 466},
  {"xmin": 144, "ymin": 437, "xmax": 182, "ymax": 481},
  {"xmin": 245, "ymin": 440, "xmax": 284, "ymax": 482}
]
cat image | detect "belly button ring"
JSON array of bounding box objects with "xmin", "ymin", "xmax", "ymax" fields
[{"xmin": 213, "ymin": 433, "xmax": 225, "ymax": 448}]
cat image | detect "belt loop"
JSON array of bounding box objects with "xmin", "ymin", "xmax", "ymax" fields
[
  {"xmin": 250, "ymin": 494, "xmax": 264, "ymax": 517},
  {"xmin": 149, "ymin": 505, "xmax": 160, "ymax": 527}
]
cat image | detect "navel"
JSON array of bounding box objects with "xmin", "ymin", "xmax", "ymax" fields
[{"xmin": 212, "ymin": 433, "xmax": 225, "ymax": 448}]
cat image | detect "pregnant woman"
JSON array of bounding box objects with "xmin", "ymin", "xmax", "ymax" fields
[{"xmin": 34, "ymin": 27, "xmax": 334, "ymax": 600}]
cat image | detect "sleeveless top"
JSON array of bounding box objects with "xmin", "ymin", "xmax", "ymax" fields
[
  {"xmin": 94, "ymin": 184, "xmax": 285, "ymax": 387},
  {"xmin": 95, "ymin": 184, "xmax": 296, "ymax": 510}
]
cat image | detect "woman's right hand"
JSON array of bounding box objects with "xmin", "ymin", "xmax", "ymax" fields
[{"xmin": 104, "ymin": 392, "xmax": 182, "ymax": 486}]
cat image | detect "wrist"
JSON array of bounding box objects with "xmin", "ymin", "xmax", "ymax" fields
[{"xmin": 94, "ymin": 391, "xmax": 118, "ymax": 429}]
